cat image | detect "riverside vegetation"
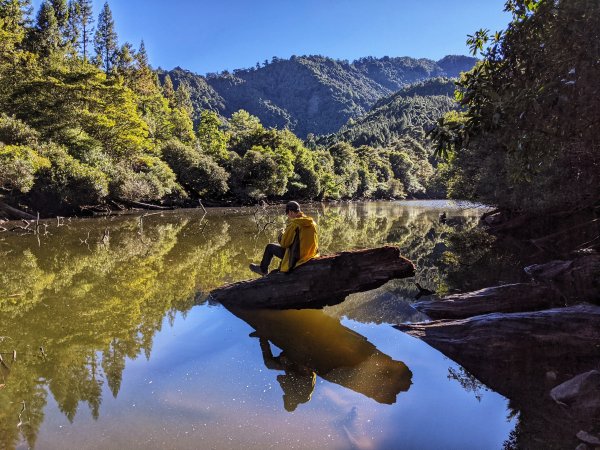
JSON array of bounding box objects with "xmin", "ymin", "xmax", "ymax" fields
[{"xmin": 404, "ymin": 1, "xmax": 600, "ymax": 448}]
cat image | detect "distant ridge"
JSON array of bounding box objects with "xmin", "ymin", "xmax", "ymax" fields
[
  {"xmin": 319, "ymin": 78, "xmax": 459, "ymax": 147},
  {"xmin": 160, "ymin": 54, "xmax": 476, "ymax": 137}
]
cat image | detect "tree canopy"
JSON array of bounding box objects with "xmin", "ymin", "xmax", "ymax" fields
[{"xmin": 432, "ymin": 0, "xmax": 600, "ymax": 213}]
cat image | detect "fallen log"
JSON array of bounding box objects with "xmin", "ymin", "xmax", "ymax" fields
[
  {"xmin": 0, "ymin": 202, "xmax": 36, "ymax": 220},
  {"xmin": 396, "ymin": 305, "xmax": 600, "ymax": 449},
  {"xmin": 210, "ymin": 246, "xmax": 415, "ymax": 309},
  {"xmin": 414, "ymin": 253, "xmax": 600, "ymax": 320},
  {"xmin": 413, "ymin": 282, "xmax": 565, "ymax": 320},
  {"xmin": 116, "ymin": 198, "xmax": 173, "ymax": 210}
]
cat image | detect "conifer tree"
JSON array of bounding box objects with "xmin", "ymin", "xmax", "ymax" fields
[
  {"xmin": 49, "ymin": 0, "xmax": 67, "ymax": 29},
  {"xmin": 93, "ymin": 1, "xmax": 117, "ymax": 73},
  {"xmin": 76, "ymin": 0, "xmax": 93, "ymax": 61},
  {"xmin": 64, "ymin": 0, "xmax": 80, "ymax": 52},
  {"xmin": 0, "ymin": 0, "xmax": 33, "ymax": 32},
  {"xmin": 162, "ymin": 74, "xmax": 175, "ymax": 104},
  {"xmin": 3, "ymin": 0, "xmax": 32, "ymax": 24},
  {"xmin": 136, "ymin": 39, "xmax": 148, "ymax": 68},
  {"xmin": 174, "ymin": 82, "xmax": 193, "ymax": 117},
  {"xmin": 33, "ymin": 0, "xmax": 61, "ymax": 56},
  {"xmin": 114, "ymin": 41, "xmax": 134, "ymax": 77}
]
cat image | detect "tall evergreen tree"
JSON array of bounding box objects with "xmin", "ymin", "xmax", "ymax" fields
[
  {"xmin": 33, "ymin": 0, "xmax": 61, "ymax": 56},
  {"xmin": 114, "ymin": 41, "xmax": 134, "ymax": 77},
  {"xmin": 75, "ymin": 0, "xmax": 93, "ymax": 61},
  {"xmin": 93, "ymin": 1, "xmax": 117, "ymax": 73},
  {"xmin": 162, "ymin": 74, "xmax": 175, "ymax": 104},
  {"xmin": 49, "ymin": 0, "xmax": 67, "ymax": 29},
  {"xmin": 174, "ymin": 82, "xmax": 193, "ymax": 117},
  {"xmin": 0, "ymin": 0, "xmax": 33, "ymax": 32},
  {"xmin": 136, "ymin": 39, "xmax": 148, "ymax": 68},
  {"xmin": 64, "ymin": 0, "xmax": 79, "ymax": 52}
]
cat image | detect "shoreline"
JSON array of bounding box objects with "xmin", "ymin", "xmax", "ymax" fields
[{"xmin": 0, "ymin": 198, "xmax": 487, "ymax": 225}]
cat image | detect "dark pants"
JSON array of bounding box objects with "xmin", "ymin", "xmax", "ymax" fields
[{"xmin": 261, "ymin": 243, "xmax": 285, "ymax": 273}]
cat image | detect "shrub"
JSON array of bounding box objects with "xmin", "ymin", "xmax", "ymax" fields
[
  {"xmin": 0, "ymin": 114, "xmax": 40, "ymax": 146},
  {"xmin": 0, "ymin": 144, "xmax": 50, "ymax": 193},
  {"xmin": 162, "ymin": 140, "xmax": 229, "ymax": 198},
  {"xmin": 110, "ymin": 155, "xmax": 180, "ymax": 202},
  {"xmin": 32, "ymin": 145, "xmax": 109, "ymax": 206}
]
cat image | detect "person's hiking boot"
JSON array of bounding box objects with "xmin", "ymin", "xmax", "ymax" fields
[{"xmin": 249, "ymin": 263, "xmax": 267, "ymax": 276}]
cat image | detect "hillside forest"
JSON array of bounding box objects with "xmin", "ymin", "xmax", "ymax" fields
[
  {"xmin": 0, "ymin": 0, "xmax": 597, "ymax": 220},
  {"xmin": 0, "ymin": 0, "xmax": 474, "ymax": 217}
]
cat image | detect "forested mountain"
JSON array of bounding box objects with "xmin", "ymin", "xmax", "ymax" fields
[
  {"xmin": 321, "ymin": 78, "xmax": 458, "ymax": 147},
  {"xmin": 162, "ymin": 55, "xmax": 476, "ymax": 137},
  {"xmin": 160, "ymin": 67, "xmax": 225, "ymax": 124},
  {"xmin": 0, "ymin": 0, "xmax": 452, "ymax": 217}
]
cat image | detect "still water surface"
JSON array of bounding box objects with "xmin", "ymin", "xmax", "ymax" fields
[{"xmin": 0, "ymin": 201, "xmax": 515, "ymax": 449}]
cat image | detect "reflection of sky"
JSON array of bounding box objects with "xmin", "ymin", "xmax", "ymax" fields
[{"xmin": 36, "ymin": 305, "xmax": 514, "ymax": 449}]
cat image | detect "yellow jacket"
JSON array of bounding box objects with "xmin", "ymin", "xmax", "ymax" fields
[{"xmin": 278, "ymin": 213, "xmax": 319, "ymax": 273}]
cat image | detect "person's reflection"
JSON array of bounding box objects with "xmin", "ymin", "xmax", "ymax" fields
[
  {"xmin": 230, "ymin": 307, "xmax": 412, "ymax": 411},
  {"xmin": 256, "ymin": 335, "xmax": 316, "ymax": 411}
]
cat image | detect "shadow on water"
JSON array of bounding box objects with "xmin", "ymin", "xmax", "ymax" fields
[{"xmin": 226, "ymin": 306, "xmax": 413, "ymax": 410}]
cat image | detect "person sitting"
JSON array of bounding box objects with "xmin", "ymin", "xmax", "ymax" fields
[{"xmin": 249, "ymin": 201, "xmax": 318, "ymax": 276}]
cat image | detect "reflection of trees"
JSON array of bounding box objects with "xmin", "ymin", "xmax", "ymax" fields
[
  {"xmin": 447, "ymin": 366, "xmax": 489, "ymax": 402},
  {"xmin": 434, "ymin": 222, "xmax": 527, "ymax": 295},
  {"xmin": 0, "ymin": 215, "xmax": 239, "ymax": 449},
  {"xmin": 0, "ymin": 202, "xmax": 487, "ymax": 448},
  {"xmin": 324, "ymin": 205, "xmax": 477, "ymax": 324}
]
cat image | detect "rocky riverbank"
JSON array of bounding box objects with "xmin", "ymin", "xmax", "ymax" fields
[{"xmin": 397, "ymin": 209, "xmax": 600, "ymax": 449}]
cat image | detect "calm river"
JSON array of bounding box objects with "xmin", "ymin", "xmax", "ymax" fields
[{"xmin": 0, "ymin": 201, "xmax": 517, "ymax": 449}]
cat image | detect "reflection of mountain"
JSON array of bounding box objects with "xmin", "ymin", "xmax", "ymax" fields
[{"xmin": 229, "ymin": 307, "xmax": 412, "ymax": 407}]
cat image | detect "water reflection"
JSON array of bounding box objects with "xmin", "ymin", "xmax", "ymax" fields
[
  {"xmin": 229, "ymin": 307, "xmax": 412, "ymax": 410},
  {"xmin": 0, "ymin": 201, "xmax": 486, "ymax": 449}
]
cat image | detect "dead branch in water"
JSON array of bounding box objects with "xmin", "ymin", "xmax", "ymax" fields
[
  {"xmin": 198, "ymin": 199, "xmax": 207, "ymax": 214},
  {"xmin": 79, "ymin": 230, "xmax": 91, "ymax": 246},
  {"xmin": 99, "ymin": 228, "xmax": 110, "ymax": 246},
  {"xmin": 252, "ymin": 202, "xmax": 278, "ymax": 235},
  {"xmin": 138, "ymin": 212, "xmax": 160, "ymax": 245}
]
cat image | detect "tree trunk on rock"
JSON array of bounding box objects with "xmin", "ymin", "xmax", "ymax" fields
[
  {"xmin": 0, "ymin": 202, "xmax": 36, "ymax": 220},
  {"xmin": 413, "ymin": 282, "xmax": 565, "ymax": 320},
  {"xmin": 210, "ymin": 246, "xmax": 415, "ymax": 309},
  {"xmin": 415, "ymin": 254, "xmax": 600, "ymax": 320}
]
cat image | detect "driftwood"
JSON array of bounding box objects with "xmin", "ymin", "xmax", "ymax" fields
[
  {"xmin": 414, "ymin": 254, "xmax": 600, "ymax": 320},
  {"xmin": 117, "ymin": 198, "xmax": 173, "ymax": 210},
  {"xmin": 413, "ymin": 282, "xmax": 565, "ymax": 320},
  {"xmin": 210, "ymin": 246, "xmax": 415, "ymax": 309},
  {"xmin": 0, "ymin": 202, "xmax": 36, "ymax": 220},
  {"xmin": 396, "ymin": 305, "xmax": 600, "ymax": 449}
]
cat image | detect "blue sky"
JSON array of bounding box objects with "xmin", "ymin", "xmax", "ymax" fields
[{"xmin": 32, "ymin": 0, "xmax": 511, "ymax": 75}]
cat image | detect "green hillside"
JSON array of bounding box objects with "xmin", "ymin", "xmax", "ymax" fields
[
  {"xmin": 320, "ymin": 78, "xmax": 458, "ymax": 147},
  {"xmin": 163, "ymin": 55, "xmax": 475, "ymax": 137}
]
